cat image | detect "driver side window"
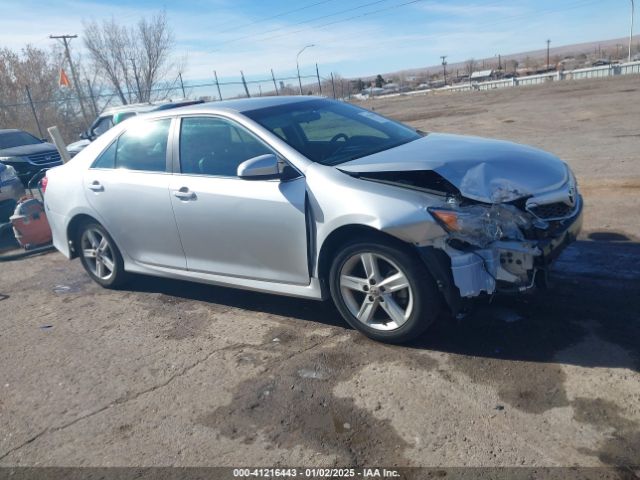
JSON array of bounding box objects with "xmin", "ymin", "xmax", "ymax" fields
[{"xmin": 179, "ymin": 116, "xmax": 274, "ymax": 177}]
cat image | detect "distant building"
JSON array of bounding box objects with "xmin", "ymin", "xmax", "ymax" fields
[
  {"xmin": 361, "ymin": 87, "xmax": 386, "ymax": 96},
  {"xmin": 382, "ymin": 83, "xmax": 399, "ymax": 93},
  {"xmin": 470, "ymin": 69, "xmax": 493, "ymax": 82}
]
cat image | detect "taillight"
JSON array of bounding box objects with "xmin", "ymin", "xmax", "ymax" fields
[{"xmin": 41, "ymin": 175, "xmax": 48, "ymax": 193}]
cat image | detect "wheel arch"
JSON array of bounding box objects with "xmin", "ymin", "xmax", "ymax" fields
[
  {"xmin": 316, "ymin": 224, "xmax": 414, "ymax": 292},
  {"xmin": 66, "ymin": 213, "xmax": 103, "ymax": 259},
  {"xmin": 316, "ymin": 224, "xmax": 462, "ymax": 316}
]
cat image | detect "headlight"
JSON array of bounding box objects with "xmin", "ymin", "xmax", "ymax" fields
[
  {"xmin": 429, "ymin": 204, "xmax": 532, "ymax": 247},
  {"xmin": 0, "ymin": 164, "xmax": 18, "ymax": 182},
  {"xmin": 0, "ymin": 155, "xmax": 26, "ymax": 163}
]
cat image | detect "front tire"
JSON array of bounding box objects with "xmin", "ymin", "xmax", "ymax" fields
[
  {"xmin": 329, "ymin": 239, "xmax": 441, "ymax": 344},
  {"xmin": 77, "ymin": 221, "xmax": 127, "ymax": 288}
]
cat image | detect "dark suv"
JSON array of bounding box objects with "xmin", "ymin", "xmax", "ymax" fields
[{"xmin": 0, "ymin": 129, "xmax": 62, "ymax": 186}]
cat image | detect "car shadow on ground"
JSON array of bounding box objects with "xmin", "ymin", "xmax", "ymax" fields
[
  {"xmin": 126, "ymin": 232, "xmax": 640, "ymax": 371},
  {"xmin": 413, "ymin": 233, "xmax": 640, "ymax": 371},
  {"xmin": 126, "ymin": 271, "xmax": 348, "ymax": 328}
]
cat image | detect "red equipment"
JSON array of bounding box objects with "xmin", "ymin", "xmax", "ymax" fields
[{"xmin": 9, "ymin": 170, "xmax": 52, "ymax": 250}]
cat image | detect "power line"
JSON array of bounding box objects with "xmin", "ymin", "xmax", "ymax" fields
[
  {"xmin": 213, "ymin": 0, "xmax": 598, "ymax": 55},
  {"xmin": 215, "ymin": 0, "xmax": 338, "ymax": 34},
  {"xmin": 212, "ymin": 0, "xmax": 394, "ymax": 49},
  {"xmin": 244, "ymin": 0, "xmax": 426, "ymax": 47}
]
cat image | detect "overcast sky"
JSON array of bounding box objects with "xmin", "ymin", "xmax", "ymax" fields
[{"xmin": 2, "ymin": 0, "xmax": 636, "ymax": 90}]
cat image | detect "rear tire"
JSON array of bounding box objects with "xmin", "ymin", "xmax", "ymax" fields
[
  {"xmin": 76, "ymin": 221, "xmax": 127, "ymax": 288},
  {"xmin": 329, "ymin": 238, "xmax": 441, "ymax": 344}
]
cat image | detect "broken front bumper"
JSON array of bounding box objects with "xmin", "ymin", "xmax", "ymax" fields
[{"xmin": 427, "ymin": 195, "xmax": 583, "ymax": 304}]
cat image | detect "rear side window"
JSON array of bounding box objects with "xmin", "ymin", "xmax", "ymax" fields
[
  {"xmin": 92, "ymin": 141, "xmax": 117, "ymax": 169},
  {"xmin": 179, "ymin": 116, "xmax": 273, "ymax": 177},
  {"xmin": 91, "ymin": 119, "xmax": 171, "ymax": 172}
]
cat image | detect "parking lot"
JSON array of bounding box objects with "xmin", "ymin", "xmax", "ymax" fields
[{"xmin": 1, "ymin": 75, "xmax": 639, "ymax": 469}]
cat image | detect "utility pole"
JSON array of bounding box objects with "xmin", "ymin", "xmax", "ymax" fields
[
  {"xmin": 630, "ymin": 0, "xmax": 635, "ymax": 62},
  {"xmin": 50, "ymin": 34, "xmax": 89, "ymax": 124},
  {"xmin": 440, "ymin": 55, "xmax": 447, "ymax": 85},
  {"xmin": 546, "ymin": 39, "xmax": 551, "ymax": 69}
]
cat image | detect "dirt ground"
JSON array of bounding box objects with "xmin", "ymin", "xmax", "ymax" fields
[{"xmin": 1, "ymin": 75, "xmax": 639, "ymax": 472}]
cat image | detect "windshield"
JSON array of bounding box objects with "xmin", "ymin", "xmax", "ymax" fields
[
  {"xmin": 244, "ymin": 99, "xmax": 421, "ymax": 165},
  {"xmin": 0, "ymin": 131, "xmax": 42, "ymax": 149}
]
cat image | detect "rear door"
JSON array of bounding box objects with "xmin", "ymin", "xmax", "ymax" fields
[
  {"xmin": 168, "ymin": 115, "xmax": 309, "ymax": 285},
  {"xmin": 83, "ymin": 117, "xmax": 186, "ymax": 269}
]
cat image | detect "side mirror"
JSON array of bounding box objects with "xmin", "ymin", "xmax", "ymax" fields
[
  {"xmin": 79, "ymin": 131, "xmax": 90, "ymax": 140},
  {"xmin": 237, "ymin": 154, "xmax": 280, "ymax": 180}
]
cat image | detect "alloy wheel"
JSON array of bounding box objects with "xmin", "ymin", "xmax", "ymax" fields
[
  {"xmin": 80, "ymin": 228, "xmax": 116, "ymax": 281},
  {"xmin": 339, "ymin": 252, "xmax": 414, "ymax": 331}
]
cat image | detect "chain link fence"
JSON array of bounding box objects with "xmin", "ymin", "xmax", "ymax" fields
[{"xmin": 0, "ymin": 65, "xmax": 356, "ymax": 144}]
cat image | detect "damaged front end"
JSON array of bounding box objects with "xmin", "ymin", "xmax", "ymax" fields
[
  {"xmin": 427, "ymin": 183, "xmax": 583, "ymax": 300},
  {"xmin": 338, "ymin": 132, "xmax": 583, "ymax": 313},
  {"xmin": 352, "ymin": 167, "xmax": 583, "ymax": 308}
]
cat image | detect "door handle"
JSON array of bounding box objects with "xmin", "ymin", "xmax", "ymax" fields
[
  {"xmin": 174, "ymin": 187, "xmax": 196, "ymax": 201},
  {"xmin": 88, "ymin": 181, "xmax": 104, "ymax": 192}
]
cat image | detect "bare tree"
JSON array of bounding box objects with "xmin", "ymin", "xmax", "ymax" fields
[
  {"xmin": 136, "ymin": 13, "xmax": 174, "ymax": 101},
  {"xmin": 83, "ymin": 19, "xmax": 129, "ymax": 104},
  {"xmin": 464, "ymin": 58, "xmax": 476, "ymax": 76},
  {"xmin": 83, "ymin": 11, "xmax": 175, "ymax": 104}
]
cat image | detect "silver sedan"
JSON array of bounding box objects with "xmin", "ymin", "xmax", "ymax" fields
[{"xmin": 44, "ymin": 97, "xmax": 582, "ymax": 343}]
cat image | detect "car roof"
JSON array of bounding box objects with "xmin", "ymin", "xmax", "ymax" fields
[
  {"xmin": 101, "ymin": 103, "xmax": 159, "ymax": 116},
  {"xmin": 181, "ymin": 95, "xmax": 320, "ymax": 114},
  {"xmin": 99, "ymin": 99, "xmax": 206, "ymax": 118},
  {"xmin": 116, "ymin": 96, "xmax": 326, "ymax": 124},
  {"xmin": 0, "ymin": 129, "xmax": 29, "ymax": 135}
]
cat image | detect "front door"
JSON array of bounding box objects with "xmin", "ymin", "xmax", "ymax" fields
[{"xmin": 169, "ymin": 115, "xmax": 309, "ymax": 285}]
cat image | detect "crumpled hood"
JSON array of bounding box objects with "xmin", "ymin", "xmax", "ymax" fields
[
  {"xmin": 338, "ymin": 133, "xmax": 569, "ymax": 202},
  {"xmin": 0, "ymin": 142, "xmax": 58, "ymax": 157}
]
